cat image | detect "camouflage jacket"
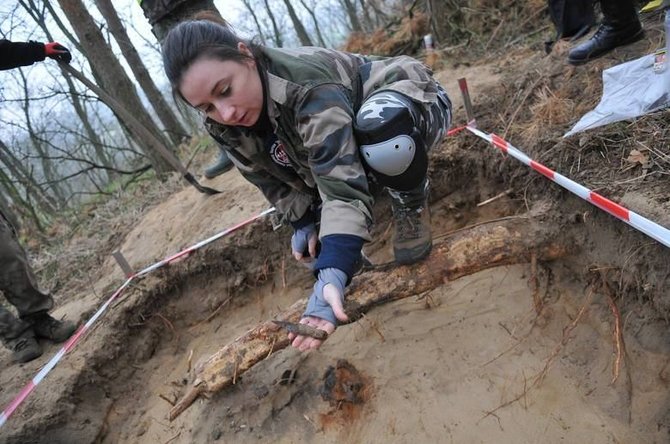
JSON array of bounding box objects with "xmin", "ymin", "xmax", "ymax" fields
[{"xmin": 206, "ymin": 46, "xmax": 440, "ymax": 242}]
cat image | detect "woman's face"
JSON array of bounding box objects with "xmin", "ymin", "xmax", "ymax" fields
[{"xmin": 179, "ymin": 42, "xmax": 263, "ymax": 127}]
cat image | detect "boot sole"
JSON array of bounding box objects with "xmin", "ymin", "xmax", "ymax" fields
[{"xmin": 568, "ymin": 29, "xmax": 645, "ymax": 66}]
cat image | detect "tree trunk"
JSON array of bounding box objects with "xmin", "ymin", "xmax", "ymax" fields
[
  {"xmin": 426, "ymin": 0, "xmax": 444, "ymax": 43},
  {"xmin": 64, "ymin": 76, "xmax": 115, "ymax": 175},
  {"xmin": 241, "ymin": 0, "xmax": 268, "ymax": 45},
  {"xmin": 340, "ymin": 0, "xmax": 363, "ymax": 32},
  {"xmin": 367, "ymin": 0, "xmax": 389, "ymax": 30},
  {"xmin": 16, "ymin": 69, "xmax": 68, "ymax": 208},
  {"xmin": 0, "ymin": 167, "xmax": 44, "ymax": 233},
  {"xmin": 94, "ymin": 0, "xmax": 189, "ymax": 148},
  {"xmin": 139, "ymin": 0, "xmax": 223, "ymax": 42},
  {"xmin": 263, "ymin": 0, "xmax": 284, "ymax": 47},
  {"xmin": 0, "ymin": 176, "xmax": 24, "ymax": 231},
  {"xmin": 281, "ymin": 0, "xmax": 313, "ymax": 46},
  {"xmin": 0, "ymin": 140, "xmax": 57, "ymax": 217},
  {"xmin": 169, "ymin": 216, "xmax": 574, "ymax": 420},
  {"xmin": 358, "ymin": 0, "xmax": 374, "ymax": 32},
  {"xmin": 298, "ymin": 0, "xmax": 327, "ymax": 46},
  {"xmin": 57, "ymin": 0, "xmax": 174, "ymax": 176},
  {"xmin": 20, "ymin": 0, "xmax": 115, "ymax": 181}
]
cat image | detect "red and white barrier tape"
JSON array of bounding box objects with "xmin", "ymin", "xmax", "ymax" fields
[
  {"xmin": 3, "ymin": 113, "xmax": 669, "ymax": 428},
  {"xmin": 466, "ymin": 126, "xmax": 670, "ymax": 248},
  {"xmin": 0, "ymin": 207, "xmax": 276, "ymax": 428}
]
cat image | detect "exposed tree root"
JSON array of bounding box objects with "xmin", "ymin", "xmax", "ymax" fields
[
  {"xmin": 596, "ymin": 270, "xmax": 627, "ymax": 386},
  {"xmin": 169, "ymin": 216, "xmax": 574, "ymax": 421}
]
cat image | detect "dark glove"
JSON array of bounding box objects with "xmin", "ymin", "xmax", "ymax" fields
[
  {"xmin": 44, "ymin": 42, "xmax": 72, "ymax": 64},
  {"xmin": 291, "ymin": 222, "xmax": 318, "ymax": 264}
]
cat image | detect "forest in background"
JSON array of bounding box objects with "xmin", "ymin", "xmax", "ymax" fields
[
  {"xmin": 0, "ymin": 0, "xmax": 538, "ymax": 241},
  {"xmin": 0, "ymin": 0, "xmax": 411, "ymax": 234}
]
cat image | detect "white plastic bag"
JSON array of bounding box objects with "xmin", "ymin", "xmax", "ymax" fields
[{"xmin": 564, "ymin": 50, "xmax": 670, "ymax": 137}]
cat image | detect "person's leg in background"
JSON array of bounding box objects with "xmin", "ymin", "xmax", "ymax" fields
[
  {"xmin": 355, "ymin": 87, "xmax": 452, "ymax": 264},
  {"xmin": 0, "ymin": 217, "xmax": 76, "ymax": 363},
  {"xmin": 568, "ymin": 0, "xmax": 644, "ymax": 65}
]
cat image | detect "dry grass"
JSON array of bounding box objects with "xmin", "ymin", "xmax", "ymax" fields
[
  {"xmin": 32, "ymin": 173, "xmax": 185, "ymax": 300},
  {"xmin": 342, "ymin": 12, "xmax": 428, "ymax": 56},
  {"xmin": 520, "ymin": 85, "xmax": 575, "ymax": 144}
]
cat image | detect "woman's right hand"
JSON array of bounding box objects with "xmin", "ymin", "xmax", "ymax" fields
[{"xmin": 291, "ymin": 223, "xmax": 318, "ymax": 264}]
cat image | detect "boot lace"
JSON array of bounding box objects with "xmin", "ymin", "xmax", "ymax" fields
[{"xmin": 592, "ymin": 24, "xmax": 609, "ymax": 39}]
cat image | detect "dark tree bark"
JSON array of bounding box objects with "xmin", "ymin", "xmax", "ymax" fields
[
  {"xmin": 340, "ymin": 0, "xmax": 363, "ymax": 32},
  {"xmin": 263, "ymin": 0, "xmax": 284, "ymax": 47},
  {"xmin": 241, "ymin": 0, "xmax": 268, "ymax": 45},
  {"xmin": 0, "ymin": 167, "xmax": 44, "ymax": 233},
  {"xmin": 139, "ymin": 0, "xmax": 222, "ymax": 42},
  {"xmin": 357, "ymin": 0, "xmax": 374, "ymax": 32},
  {"xmin": 16, "ymin": 68, "xmax": 67, "ymax": 208},
  {"xmin": 30, "ymin": 0, "xmax": 126, "ymax": 175},
  {"xmin": 94, "ymin": 0, "xmax": 189, "ymax": 147},
  {"xmin": 0, "ymin": 139, "xmax": 57, "ymax": 217},
  {"xmin": 57, "ymin": 0, "xmax": 174, "ymax": 176},
  {"xmin": 281, "ymin": 0, "xmax": 313, "ymax": 46},
  {"xmin": 0, "ymin": 174, "xmax": 25, "ymax": 231},
  {"xmin": 298, "ymin": 0, "xmax": 327, "ymax": 46}
]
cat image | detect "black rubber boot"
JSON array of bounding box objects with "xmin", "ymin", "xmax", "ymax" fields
[
  {"xmin": 5, "ymin": 330, "xmax": 42, "ymax": 363},
  {"xmin": 568, "ymin": 0, "xmax": 644, "ymax": 65},
  {"xmin": 204, "ymin": 148, "xmax": 234, "ymax": 179}
]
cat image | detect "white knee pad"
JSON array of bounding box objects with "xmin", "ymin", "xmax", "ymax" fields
[{"xmin": 355, "ymin": 91, "xmax": 427, "ymax": 191}]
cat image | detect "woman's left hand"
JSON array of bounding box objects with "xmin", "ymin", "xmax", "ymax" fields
[{"xmin": 291, "ymin": 281, "xmax": 348, "ymax": 351}]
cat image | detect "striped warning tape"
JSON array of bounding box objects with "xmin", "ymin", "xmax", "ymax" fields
[
  {"xmin": 3, "ymin": 104, "xmax": 669, "ymax": 428},
  {"xmin": 0, "ymin": 207, "xmax": 276, "ymax": 428},
  {"xmin": 467, "ymin": 126, "xmax": 670, "ymax": 248}
]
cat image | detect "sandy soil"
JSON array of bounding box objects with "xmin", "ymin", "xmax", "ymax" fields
[
  {"xmin": 100, "ymin": 264, "xmax": 670, "ymax": 444},
  {"xmin": 1, "ymin": 46, "xmax": 670, "ymax": 444}
]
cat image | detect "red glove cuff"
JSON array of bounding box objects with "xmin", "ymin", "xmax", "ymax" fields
[{"xmin": 44, "ymin": 42, "xmax": 66, "ymax": 56}]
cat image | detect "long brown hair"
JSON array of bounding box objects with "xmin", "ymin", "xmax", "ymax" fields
[{"xmin": 162, "ymin": 16, "xmax": 263, "ymax": 100}]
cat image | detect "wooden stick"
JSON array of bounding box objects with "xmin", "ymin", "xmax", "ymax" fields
[{"xmin": 112, "ymin": 251, "xmax": 134, "ymax": 277}]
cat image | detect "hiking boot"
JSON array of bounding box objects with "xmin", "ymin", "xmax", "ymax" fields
[
  {"xmin": 568, "ymin": 0, "xmax": 643, "ymax": 65},
  {"xmin": 204, "ymin": 149, "xmax": 234, "ymax": 179},
  {"xmin": 6, "ymin": 330, "xmax": 42, "ymax": 363},
  {"xmin": 29, "ymin": 313, "xmax": 76, "ymax": 343},
  {"xmin": 388, "ymin": 179, "xmax": 432, "ymax": 265},
  {"xmin": 568, "ymin": 23, "xmax": 644, "ymax": 65}
]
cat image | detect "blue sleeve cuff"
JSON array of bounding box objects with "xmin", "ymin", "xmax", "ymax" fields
[{"xmin": 314, "ymin": 234, "xmax": 364, "ymax": 283}]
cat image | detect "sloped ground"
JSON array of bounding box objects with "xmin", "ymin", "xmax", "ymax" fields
[{"xmin": 1, "ymin": 21, "xmax": 670, "ymax": 443}]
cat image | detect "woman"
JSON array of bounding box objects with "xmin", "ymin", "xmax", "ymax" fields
[{"xmin": 162, "ymin": 18, "xmax": 452, "ymax": 351}]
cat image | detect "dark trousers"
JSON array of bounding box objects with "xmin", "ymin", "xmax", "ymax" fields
[{"xmin": 0, "ymin": 216, "xmax": 53, "ymax": 340}]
